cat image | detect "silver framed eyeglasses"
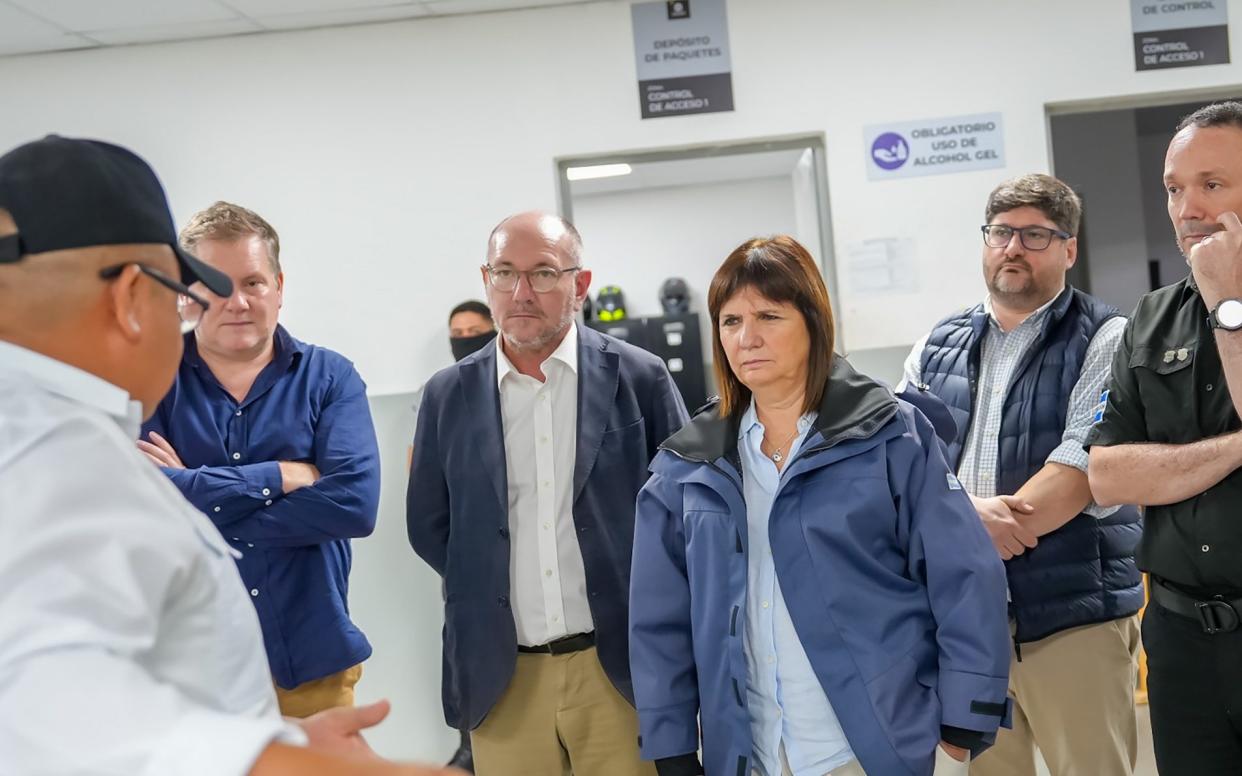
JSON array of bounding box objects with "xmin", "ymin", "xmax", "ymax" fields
[
  {"xmin": 484, "ymin": 264, "xmax": 581, "ymax": 293},
  {"xmin": 980, "ymin": 224, "xmax": 1071, "ymax": 251},
  {"xmin": 99, "ymin": 262, "xmax": 211, "ymax": 334}
]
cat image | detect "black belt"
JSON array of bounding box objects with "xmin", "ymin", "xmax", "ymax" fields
[
  {"xmin": 518, "ymin": 632, "xmax": 595, "ymax": 655},
  {"xmin": 1152, "ymin": 579, "xmax": 1242, "ymax": 635}
]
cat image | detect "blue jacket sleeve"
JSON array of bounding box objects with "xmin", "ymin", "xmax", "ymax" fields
[
  {"xmin": 629, "ymin": 469, "xmax": 700, "ymax": 762},
  {"xmin": 214, "ymin": 367, "xmax": 380, "ymax": 547},
  {"xmin": 406, "ymin": 378, "xmax": 450, "ymax": 576},
  {"xmin": 142, "ymin": 403, "xmax": 284, "ymax": 523},
  {"xmin": 896, "ymin": 405, "xmax": 1011, "ymax": 751}
]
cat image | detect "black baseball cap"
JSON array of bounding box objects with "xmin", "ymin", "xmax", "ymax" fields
[{"xmin": 0, "ymin": 135, "xmax": 232, "ymax": 297}]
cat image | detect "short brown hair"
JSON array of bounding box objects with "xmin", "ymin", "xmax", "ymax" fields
[
  {"xmin": 707, "ymin": 235, "xmax": 835, "ymax": 418},
  {"xmin": 984, "ymin": 174, "xmax": 1082, "ymax": 235},
  {"xmin": 1177, "ymin": 100, "xmax": 1242, "ymax": 133},
  {"xmin": 180, "ymin": 201, "xmax": 281, "ymax": 277}
]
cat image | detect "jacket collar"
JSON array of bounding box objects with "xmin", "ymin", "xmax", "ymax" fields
[
  {"xmin": 661, "ymin": 355, "xmax": 897, "ymax": 463},
  {"xmin": 457, "ymin": 322, "xmax": 620, "ymax": 510}
]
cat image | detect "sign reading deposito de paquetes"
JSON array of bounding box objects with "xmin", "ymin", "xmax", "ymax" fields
[
  {"xmin": 631, "ymin": 0, "xmax": 734, "ymax": 119},
  {"xmin": 863, "ymin": 113, "xmax": 1005, "ymax": 181}
]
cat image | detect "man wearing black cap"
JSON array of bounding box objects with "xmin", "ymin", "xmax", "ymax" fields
[{"xmin": 0, "ymin": 135, "xmax": 456, "ymax": 776}]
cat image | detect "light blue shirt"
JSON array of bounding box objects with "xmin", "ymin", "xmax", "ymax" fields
[{"xmin": 739, "ymin": 400, "xmax": 855, "ymax": 776}]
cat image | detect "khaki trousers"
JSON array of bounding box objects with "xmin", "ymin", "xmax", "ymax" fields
[
  {"xmin": 274, "ymin": 663, "xmax": 363, "ymax": 718},
  {"xmin": 970, "ymin": 617, "xmax": 1140, "ymax": 776},
  {"xmin": 471, "ymin": 647, "xmax": 655, "ymax": 776}
]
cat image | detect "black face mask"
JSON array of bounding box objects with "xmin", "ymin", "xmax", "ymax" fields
[{"xmin": 450, "ymin": 330, "xmax": 497, "ymax": 362}]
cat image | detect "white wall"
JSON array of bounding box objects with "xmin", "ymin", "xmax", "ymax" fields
[{"xmin": 6, "ymin": 0, "xmax": 1242, "ymax": 393}]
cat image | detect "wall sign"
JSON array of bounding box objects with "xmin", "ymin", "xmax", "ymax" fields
[
  {"xmin": 1131, "ymin": 0, "xmax": 1230, "ymax": 71},
  {"xmin": 863, "ymin": 113, "xmax": 1005, "ymax": 181},
  {"xmin": 631, "ymin": 0, "xmax": 734, "ymax": 119}
]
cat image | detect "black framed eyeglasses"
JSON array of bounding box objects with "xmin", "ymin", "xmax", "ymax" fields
[
  {"xmin": 483, "ymin": 264, "xmax": 581, "ymax": 293},
  {"xmin": 99, "ymin": 263, "xmax": 211, "ymax": 334},
  {"xmin": 981, "ymin": 224, "xmax": 1071, "ymax": 251}
]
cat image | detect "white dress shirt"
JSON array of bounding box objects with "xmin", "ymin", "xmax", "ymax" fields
[
  {"xmin": 0, "ymin": 341, "xmax": 304, "ymax": 776},
  {"xmin": 497, "ymin": 323, "xmax": 593, "ymax": 646}
]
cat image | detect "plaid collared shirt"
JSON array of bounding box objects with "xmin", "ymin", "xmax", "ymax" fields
[{"xmin": 903, "ymin": 294, "xmax": 1125, "ymax": 517}]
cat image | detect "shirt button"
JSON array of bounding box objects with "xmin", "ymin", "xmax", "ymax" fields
[
  {"xmin": 552, "ymin": 615, "xmax": 560, "ymax": 623},
  {"xmin": 766, "ymin": 655, "xmax": 775, "ymax": 664},
  {"xmin": 498, "ymin": 526, "xmax": 509, "ymax": 538},
  {"xmin": 232, "ymin": 452, "xmax": 241, "ymax": 460},
  {"xmin": 250, "ymin": 589, "xmax": 259, "ymax": 597},
  {"xmin": 541, "ymin": 436, "xmax": 549, "ymax": 444},
  {"xmin": 247, "ymin": 543, "xmax": 254, "ymax": 548},
  {"xmin": 264, "ymin": 499, "xmax": 273, "ymax": 506},
  {"xmin": 544, "ymin": 522, "xmax": 551, "ymax": 530},
  {"xmin": 235, "ymin": 410, "xmax": 243, "ymax": 417},
  {"xmin": 498, "ymin": 595, "xmax": 509, "ymax": 608},
  {"xmin": 1202, "ymin": 544, "xmax": 1211, "ymax": 552},
  {"xmin": 1206, "ymin": 384, "xmax": 1214, "ymax": 392},
  {"xmin": 213, "ymin": 506, "xmax": 221, "ymax": 513},
  {"xmin": 262, "ymin": 488, "xmax": 271, "ymax": 496},
  {"xmin": 761, "ymin": 601, "xmax": 770, "ymax": 609},
  {"xmin": 545, "ymin": 569, "xmax": 552, "ymax": 577}
]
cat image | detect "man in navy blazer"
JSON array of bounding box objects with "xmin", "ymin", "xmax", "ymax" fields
[{"xmin": 407, "ymin": 212, "xmax": 688, "ymax": 776}]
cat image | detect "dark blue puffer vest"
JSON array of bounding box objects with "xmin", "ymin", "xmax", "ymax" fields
[{"xmin": 920, "ymin": 286, "xmax": 1143, "ymax": 644}]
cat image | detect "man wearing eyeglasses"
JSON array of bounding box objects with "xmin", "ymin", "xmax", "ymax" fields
[
  {"xmin": 138, "ymin": 201, "xmax": 381, "ymax": 719},
  {"xmin": 407, "ymin": 211, "xmax": 688, "ymax": 775},
  {"xmin": 901, "ymin": 174, "xmax": 1141, "ymax": 776},
  {"xmin": 0, "ymin": 135, "xmax": 458, "ymax": 776}
]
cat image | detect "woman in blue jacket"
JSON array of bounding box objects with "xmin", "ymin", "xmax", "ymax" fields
[{"xmin": 629, "ymin": 236, "xmax": 1011, "ymax": 776}]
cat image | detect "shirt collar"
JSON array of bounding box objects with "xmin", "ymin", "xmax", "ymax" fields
[
  {"xmin": 737, "ymin": 397, "xmax": 818, "ymax": 440},
  {"xmin": 983, "ymin": 289, "xmax": 1062, "ymax": 331},
  {"xmin": 185, "ymin": 323, "xmax": 303, "ymax": 373},
  {"xmin": 0, "ymin": 340, "xmax": 144, "ymax": 437},
  {"xmin": 497, "ymin": 321, "xmax": 579, "ymax": 387}
]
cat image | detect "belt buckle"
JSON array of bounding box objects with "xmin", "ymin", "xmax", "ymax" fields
[{"xmin": 1195, "ymin": 598, "xmax": 1240, "ymax": 634}]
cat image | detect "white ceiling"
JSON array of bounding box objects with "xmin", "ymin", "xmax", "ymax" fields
[
  {"xmin": 0, "ymin": 0, "xmax": 613, "ymax": 56},
  {"xmin": 570, "ymin": 149, "xmax": 810, "ymax": 197}
]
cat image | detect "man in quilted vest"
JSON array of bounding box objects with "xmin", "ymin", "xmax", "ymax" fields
[{"xmin": 901, "ymin": 173, "xmax": 1142, "ymax": 776}]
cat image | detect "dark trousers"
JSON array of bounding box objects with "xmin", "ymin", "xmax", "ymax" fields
[{"xmin": 1143, "ymin": 600, "xmax": 1242, "ymax": 775}]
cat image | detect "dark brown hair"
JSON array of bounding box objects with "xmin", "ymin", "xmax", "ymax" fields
[
  {"xmin": 1177, "ymin": 100, "xmax": 1242, "ymax": 133},
  {"xmin": 984, "ymin": 173, "xmax": 1082, "ymax": 235},
  {"xmin": 707, "ymin": 235, "xmax": 835, "ymax": 418}
]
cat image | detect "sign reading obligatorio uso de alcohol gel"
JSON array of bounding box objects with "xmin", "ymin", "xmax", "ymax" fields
[
  {"xmin": 863, "ymin": 113, "xmax": 1005, "ymax": 181},
  {"xmin": 1131, "ymin": 0, "xmax": 1230, "ymax": 71},
  {"xmin": 631, "ymin": 0, "xmax": 734, "ymax": 119}
]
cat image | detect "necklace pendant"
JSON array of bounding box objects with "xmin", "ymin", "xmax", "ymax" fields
[{"xmin": 771, "ymin": 450, "xmax": 783, "ymax": 463}]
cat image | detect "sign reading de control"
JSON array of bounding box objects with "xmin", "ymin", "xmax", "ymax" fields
[
  {"xmin": 1131, "ymin": 0, "xmax": 1230, "ymax": 71},
  {"xmin": 863, "ymin": 113, "xmax": 1005, "ymax": 181},
  {"xmin": 631, "ymin": 0, "xmax": 733, "ymax": 119}
]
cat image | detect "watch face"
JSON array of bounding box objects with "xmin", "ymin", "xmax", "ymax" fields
[{"xmin": 1218, "ymin": 300, "xmax": 1242, "ymax": 329}]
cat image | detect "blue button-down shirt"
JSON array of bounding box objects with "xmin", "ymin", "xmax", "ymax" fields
[
  {"xmin": 143, "ymin": 325, "xmax": 379, "ymax": 689},
  {"xmin": 739, "ymin": 401, "xmax": 855, "ymax": 776}
]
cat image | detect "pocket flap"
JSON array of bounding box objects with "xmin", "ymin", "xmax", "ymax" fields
[{"xmin": 1130, "ymin": 344, "xmax": 1195, "ymax": 375}]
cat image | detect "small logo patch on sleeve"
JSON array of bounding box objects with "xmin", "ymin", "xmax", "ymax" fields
[
  {"xmin": 1092, "ymin": 389, "xmax": 1109, "ymax": 424},
  {"xmin": 946, "ymin": 472, "xmax": 963, "ymax": 491}
]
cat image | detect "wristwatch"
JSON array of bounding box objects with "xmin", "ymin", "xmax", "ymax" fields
[{"xmin": 1208, "ymin": 298, "xmax": 1242, "ymax": 331}]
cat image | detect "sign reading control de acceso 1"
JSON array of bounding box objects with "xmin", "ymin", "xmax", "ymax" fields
[
  {"xmin": 863, "ymin": 113, "xmax": 1005, "ymax": 182},
  {"xmin": 631, "ymin": 0, "xmax": 734, "ymax": 119}
]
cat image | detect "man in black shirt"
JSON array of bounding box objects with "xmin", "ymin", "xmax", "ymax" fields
[{"xmin": 1087, "ymin": 101, "xmax": 1242, "ymax": 775}]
